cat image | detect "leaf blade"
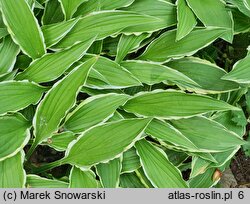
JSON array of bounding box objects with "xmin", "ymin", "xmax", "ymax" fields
[
  {"xmin": 0, "ymin": 0, "xmax": 46, "ymax": 59},
  {"xmin": 0, "ymin": 114, "xmax": 30, "ymax": 161},
  {"xmin": 0, "ymin": 81, "xmax": 46, "ymax": 115},
  {"xmin": 135, "ymin": 139, "xmax": 188, "ymax": 188},
  {"xmin": 0, "ymin": 152, "xmax": 26, "ymax": 188},
  {"xmin": 138, "ymin": 27, "xmax": 226, "ymax": 63},
  {"xmin": 16, "ymin": 39, "xmax": 95, "ymax": 83},
  {"xmin": 96, "ymin": 158, "xmax": 122, "ymax": 188},
  {"xmin": 65, "ymin": 118, "xmax": 151, "ymax": 167},
  {"xmin": 33, "ymin": 57, "xmax": 97, "ymax": 145},
  {"xmin": 64, "ymin": 93, "xmax": 130, "ymax": 133},
  {"xmin": 123, "ymin": 90, "xmax": 239, "ymax": 119}
]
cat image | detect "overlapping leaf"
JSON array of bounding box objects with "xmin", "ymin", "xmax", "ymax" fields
[
  {"xmin": 26, "ymin": 175, "xmax": 68, "ymax": 188},
  {"xmin": 64, "ymin": 93, "xmax": 130, "ymax": 133},
  {"xmin": 121, "ymin": 147, "xmax": 141, "ymax": 173},
  {"xmin": 120, "ymin": 172, "xmax": 145, "ymax": 188},
  {"xmin": 0, "ymin": 152, "xmax": 26, "ymax": 188},
  {"xmin": 146, "ymin": 119, "xmax": 199, "ymax": 152},
  {"xmin": 83, "ymin": 55, "xmax": 141, "ymax": 89},
  {"xmin": 138, "ymin": 27, "xmax": 226, "ymax": 63},
  {"xmin": 167, "ymin": 57, "xmax": 240, "ymax": 93},
  {"xmin": 222, "ymin": 53, "xmax": 250, "ymax": 83},
  {"xmin": 74, "ymin": 0, "xmax": 135, "ymax": 17},
  {"xmin": 122, "ymin": 0, "xmax": 177, "ymax": 33},
  {"xmin": 42, "ymin": 18, "xmax": 79, "ymax": 48},
  {"xmin": 42, "ymin": 0, "xmax": 64, "ymax": 25},
  {"xmin": 0, "ymin": 36, "xmax": 19, "ymax": 76},
  {"xmin": 0, "ymin": 114, "xmax": 30, "ymax": 161},
  {"xmin": 135, "ymin": 139, "xmax": 188, "ymax": 188},
  {"xmin": 59, "ymin": 0, "xmax": 87, "ymax": 20},
  {"xmin": 0, "ymin": 81, "xmax": 46, "ymax": 115},
  {"xmin": 96, "ymin": 158, "xmax": 121, "ymax": 188},
  {"xmin": 54, "ymin": 11, "xmax": 161, "ymax": 49},
  {"xmin": 121, "ymin": 60, "xmax": 198, "ymax": 86},
  {"xmin": 64, "ymin": 118, "xmax": 151, "ymax": 167},
  {"xmin": 123, "ymin": 90, "xmax": 239, "ymax": 119},
  {"xmin": 46, "ymin": 131, "xmax": 76, "ymax": 151},
  {"xmin": 0, "ymin": 0, "xmax": 46, "ymax": 59},
  {"xmin": 16, "ymin": 39, "xmax": 95, "ymax": 83},
  {"xmin": 176, "ymin": 0, "xmax": 196, "ymax": 41},
  {"xmin": 170, "ymin": 116, "xmax": 245, "ymax": 152},
  {"xmin": 69, "ymin": 167, "xmax": 99, "ymax": 188},
  {"xmin": 115, "ymin": 34, "xmax": 151, "ymax": 63},
  {"xmin": 186, "ymin": 0, "xmax": 233, "ymax": 42},
  {"xmin": 32, "ymin": 58, "xmax": 96, "ymax": 149}
]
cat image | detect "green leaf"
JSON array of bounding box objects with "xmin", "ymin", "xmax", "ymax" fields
[
  {"xmin": 0, "ymin": 151, "xmax": 26, "ymax": 188},
  {"xmin": 138, "ymin": 27, "xmax": 226, "ymax": 63},
  {"xmin": 192, "ymin": 152, "xmax": 218, "ymax": 164},
  {"xmin": 0, "ymin": 27, "xmax": 8, "ymax": 39},
  {"xmin": 212, "ymin": 111, "xmax": 245, "ymax": 137},
  {"xmin": 190, "ymin": 148, "xmax": 239, "ymax": 178},
  {"xmin": 32, "ymin": 57, "xmax": 96, "ymax": 147},
  {"xmin": 26, "ymin": 175, "xmax": 68, "ymax": 188},
  {"xmin": 120, "ymin": 172, "xmax": 145, "ymax": 188},
  {"xmin": 222, "ymin": 53, "xmax": 250, "ymax": 83},
  {"xmin": 96, "ymin": 158, "xmax": 121, "ymax": 188},
  {"xmin": 0, "ymin": 0, "xmax": 46, "ymax": 59},
  {"xmin": 69, "ymin": 167, "xmax": 99, "ymax": 188},
  {"xmin": 46, "ymin": 131, "xmax": 77, "ymax": 151},
  {"xmin": 84, "ymin": 55, "xmax": 141, "ymax": 89},
  {"xmin": 15, "ymin": 54, "xmax": 32, "ymax": 71},
  {"xmin": 135, "ymin": 168, "xmax": 154, "ymax": 188},
  {"xmin": 123, "ymin": 90, "xmax": 239, "ymax": 119},
  {"xmin": 176, "ymin": 0, "xmax": 197, "ymax": 41},
  {"xmin": 42, "ymin": 18, "xmax": 79, "ymax": 48},
  {"xmin": 246, "ymin": 90, "xmax": 250, "ymax": 114},
  {"xmin": 59, "ymin": 0, "xmax": 87, "ymax": 20},
  {"xmin": 243, "ymin": 137, "xmax": 250, "ymax": 157},
  {"xmin": 190, "ymin": 156, "xmax": 211, "ymax": 178},
  {"xmin": 122, "ymin": 0, "xmax": 177, "ymax": 33},
  {"xmin": 189, "ymin": 168, "xmax": 218, "ymax": 188},
  {"xmin": 54, "ymin": 11, "xmax": 160, "ymax": 49},
  {"xmin": 81, "ymin": 87, "xmax": 123, "ymax": 96},
  {"xmin": 64, "ymin": 118, "xmax": 151, "ymax": 168},
  {"xmin": 167, "ymin": 57, "xmax": 240, "ymax": 94},
  {"xmin": 42, "ymin": 0, "xmax": 64, "ymax": 25},
  {"xmin": 171, "ymin": 116, "xmax": 245, "ymax": 152},
  {"xmin": 229, "ymin": 0, "xmax": 250, "ymax": 17},
  {"xmin": 210, "ymin": 147, "xmax": 240, "ymax": 168},
  {"xmin": 74, "ymin": 0, "xmax": 135, "ymax": 17},
  {"xmin": 244, "ymin": 0, "xmax": 250, "ymax": 10},
  {"xmin": 0, "ymin": 70, "xmax": 17, "ymax": 82},
  {"xmin": 0, "ymin": 114, "xmax": 30, "ymax": 161},
  {"xmin": 16, "ymin": 39, "xmax": 95, "ymax": 83},
  {"xmin": 186, "ymin": 0, "xmax": 233, "ymax": 42},
  {"xmin": 135, "ymin": 139, "xmax": 188, "ymax": 188},
  {"xmin": 231, "ymin": 108, "xmax": 247, "ymax": 126},
  {"xmin": 146, "ymin": 119, "xmax": 199, "ymax": 152},
  {"xmin": 121, "ymin": 60, "xmax": 198, "ymax": 86},
  {"xmin": 121, "ymin": 147, "xmax": 141, "ymax": 173},
  {"xmin": 115, "ymin": 33, "xmax": 151, "ymax": 63},
  {"xmin": 64, "ymin": 93, "xmax": 130, "ymax": 133},
  {"xmin": 165, "ymin": 149, "xmax": 189, "ymax": 166},
  {"xmin": 88, "ymin": 40, "xmax": 103, "ymax": 54},
  {"xmin": 232, "ymin": 8, "xmax": 250, "ymax": 34},
  {"xmin": 0, "ymin": 81, "xmax": 46, "ymax": 115},
  {"xmin": 0, "ymin": 36, "xmax": 20, "ymax": 76}
]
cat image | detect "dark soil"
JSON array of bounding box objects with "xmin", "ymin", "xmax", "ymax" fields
[{"xmin": 231, "ymin": 149, "xmax": 250, "ymax": 188}]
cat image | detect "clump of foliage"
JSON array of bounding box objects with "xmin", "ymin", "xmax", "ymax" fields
[{"xmin": 0, "ymin": 0, "xmax": 250, "ymax": 188}]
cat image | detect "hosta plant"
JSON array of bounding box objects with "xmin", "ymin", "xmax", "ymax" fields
[{"xmin": 0, "ymin": 0, "xmax": 250, "ymax": 188}]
